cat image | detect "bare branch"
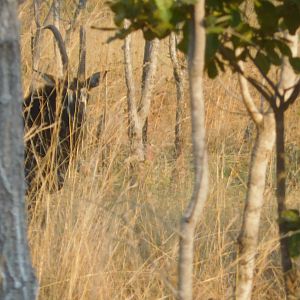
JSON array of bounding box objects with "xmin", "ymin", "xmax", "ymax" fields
[
  {"xmin": 65, "ymin": 0, "xmax": 87, "ymax": 49},
  {"xmin": 245, "ymin": 76, "xmax": 276, "ymax": 110},
  {"xmin": 284, "ymin": 79, "xmax": 300, "ymax": 110},
  {"xmin": 248, "ymin": 54, "xmax": 280, "ymax": 98},
  {"xmin": 237, "ymin": 59, "xmax": 263, "ymax": 124}
]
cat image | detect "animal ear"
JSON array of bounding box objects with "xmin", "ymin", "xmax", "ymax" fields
[
  {"xmin": 40, "ymin": 73, "xmax": 56, "ymax": 86},
  {"xmin": 86, "ymin": 72, "xmax": 101, "ymax": 89},
  {"xmin": 33, "ymin": 69, "xmax": 57, "ymax": 86}
]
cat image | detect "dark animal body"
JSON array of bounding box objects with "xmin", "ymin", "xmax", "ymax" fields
[{"xmin": 24, "ymin": 25, "xmax": 100, "ymax": 193}]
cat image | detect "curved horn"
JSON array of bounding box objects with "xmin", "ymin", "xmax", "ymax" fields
[
  {"xmin": 77, "ymin": 25, "xmax": 86, "ymax": 82},
  {"xmin": 43, "ymin": 24, "xmax": 68, "ymax": 74}
]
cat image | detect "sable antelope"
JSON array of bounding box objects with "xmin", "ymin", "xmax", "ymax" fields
[{"xmin": 24, "ymin": 25, "xmax": 100, "ymax": 193}]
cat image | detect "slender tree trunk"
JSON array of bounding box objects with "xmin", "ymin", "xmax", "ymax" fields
[
  {"xmin": 141, "ymin": 40, "xmax": 152, "ymax": 147},
  {"xmin": 275, "ymin": 109, "xmax": 299, "ymax": 299},
  {"xmin": 236, "ymin": 110, "xmax": 275, "ymax": 300},
  {"xmin": 178, "ymin": 1, "xmax": 209, "ymax": 299},
  {"xmin": 276, "ymin": 31, "xmax": 300, "ymax": 299},
  {"xmin": 275, "ymin": 109, "xmax": 290, "ymax": 265},
  {"xmin": 0, "ymin": 1, "xmax": 37, "ymax": 299},
  {"xmin": 123, "ymin": 24, "xmax": 143, "ymax": 161},
  {"xmin": 234, "ymin": 54, "xmax": 277, "ymax": 299},
  {"xmin": 169, "ymin": 32, "xmax": 185, "ymax": 159},
  {"xmin": 123, "ymin": 23, "xmax": 159, "ymax": 164},
  {"xmin": 138, "ymin": 38, "xmax": 159, "ymax": 158}
]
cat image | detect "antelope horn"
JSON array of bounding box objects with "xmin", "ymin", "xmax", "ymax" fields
[
  {"xmin": 43, "ymin": 24, "xmax": 68, "ymax": 75},
  {"xmin": 77, "ymin": 25, "xmax": 86, "ymax": 83}
]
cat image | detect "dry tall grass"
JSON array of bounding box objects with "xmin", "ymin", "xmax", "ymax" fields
[{"xmin": 18, "ymin": 1, "xmax": 300, "ymax": 299}]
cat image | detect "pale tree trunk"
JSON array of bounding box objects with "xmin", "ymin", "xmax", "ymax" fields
[
  {"xmin": 276, "ymin": 32, "xmax": 300, "ymax": 299},
  {"xmin": 0, "ymin": 1, "xmax": 38, "ymax": 299},
  {"xmin": 169, "ymin": 32, "xmax": 185, "ymax": 159},
  {"xmin": 235, "ymin": 59, "xmax": 276, "ymax": 300},
  {"xmin": 138, "ymin": 39, "xmax": 159, "ymax": 157},
  {"xmin": 141, "ymin": 40, "xmax": 155, "ymax": 147},
  {"xmin": 123, "ymin": 22, "xmax": 159, "ymax": 164},
  {"xmin": 235, "ymin": 31, "xmax": 299, "ymax": 300},
  {"xmin": 123, "ymin": 24, "xmax": 142, "ymax": 161},
  {"xmin": 178, "ymin": 1, "xmax": 209, "ymax": 299},
  {"xmin": 235, "ymin": 61, "xmax": 275, "ymax": 299}
]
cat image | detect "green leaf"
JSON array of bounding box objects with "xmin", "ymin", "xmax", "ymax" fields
[
  {"xmin": 281, "ymin": 1, "xmax": 300, "ymax": 34},
  {"xmin": 206, "ymin": 33, "xmax": 220, "ymax": 63},
  {"xmin": 288, "ymin": 233, "xmax": 300, "ymax": 257},
  {"xmin": 254, "ymin": 52, "xmax": 270, "ymax": 75},
  {"xmin": 275, "ymin": 40, "xmax": 293, "ymax": 57},
  {"xmin": 280, "ymin": 209, "xmax": 300, "ymax": 232},
  {"xmin": 281, "ymin": 209, "xmax": 300, "ymax": 222},
  {"xmin": 289, "ymin": 57, "xmax": 300, "ymax": 74},
  {"xmin": 220, "ymin": 46, "xmax": 236, "ymax": 63},
  {"xmin": 177, "ymin": 21, "xmax": 189, "ymax": 54},
  {"xmin": 207, "ymin": 59, "xmax": 218, "ymax": 79},
  {"xmin": 255, "ymin": 0, "xmax": 279, "ymax": 35},
  {"xmin": 230, "ymin": 8, "xmax": 241, "ymax": 28},
  {"xmin": 265, "ymin": 42, "xmax": 282, "ymax": 66}
]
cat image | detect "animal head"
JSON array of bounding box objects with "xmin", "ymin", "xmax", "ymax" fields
[
  {"xmin": 38, "ymin": 71, "xmax": 101, "ymax": 122},
  {"xmin": 35, "ymin": 25, "xmax": 101, "ymax": 119}
]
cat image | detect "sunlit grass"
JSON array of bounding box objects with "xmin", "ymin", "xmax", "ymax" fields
[{"xmin": 19, "ymin": 1, "xmax": 300, "ymax": 299}]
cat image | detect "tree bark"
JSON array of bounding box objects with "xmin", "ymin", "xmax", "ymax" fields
[
  {"xmin": 123, "ymin": 23, "xmax": 159, "ymax": 164},
  {"xmin": 276, "ymin": 31, "xmax": 300, "ymax": 299},
  {"xmin": 236, "ymin": 31, "xmax": 299, "ymax": 300},
  {"xmin": 0, "ymin": 1, "xmax": 38, "ymax": 299},
  {"xmin": 123, "ymin": 24, "xmax": 142, "ymax": 161},
  {"xmin": 235, "ymin": 57, "xmax": 276, "ymax": 300},
  {"xmin": 169, "ymin": 32, "xmax": 185, "ymax": 159},
  {"xmin": 178, "ymin": 1, "xmax": 209, "ymax": 299},
  {"xmin": 236, "ymin": 109, "xmax": 275, "ymax": 300},
  {"xmin": 275, "ymin": 109, "xmax": 292, "ymax": 271}
]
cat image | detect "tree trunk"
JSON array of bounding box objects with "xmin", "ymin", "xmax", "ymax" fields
[
  {"xmin": 234, "ymin": 54, "xmax": 276, "ymax": 299},
  {"xmin": 276, "ymin": 31, "xmax": 299, "ymax": 299},
  {"xmin": 140, "ymin": 40, "xmax": 152, "ymax": 147},
  {"xmin": 275, "ymin": 109, "xmax": 299, "ymax": 299},
  {"xmin": 178, "ymin": 1, "xmax": 209, "ymax": 299},
  {"xmin": 138, "ymin": 38, "xmax": 159, "ymax": 159},
  {"xmin": 0, "ymin": 1, "xmax": 38, "ymax": 299},
  {"xmin": 236, "ymin": 110, "xmax": 275, "ymax": 300},
  {"xmin": 123, "ymin": 24, "xmax": 159, "ymax": 164},
  {"xmin": 123, "ymin": 24, "xmax": 143, "ymax": 161},
  {"xmin": 169, "ymin": 32, "xmax": 185, "ymax": 159}
]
